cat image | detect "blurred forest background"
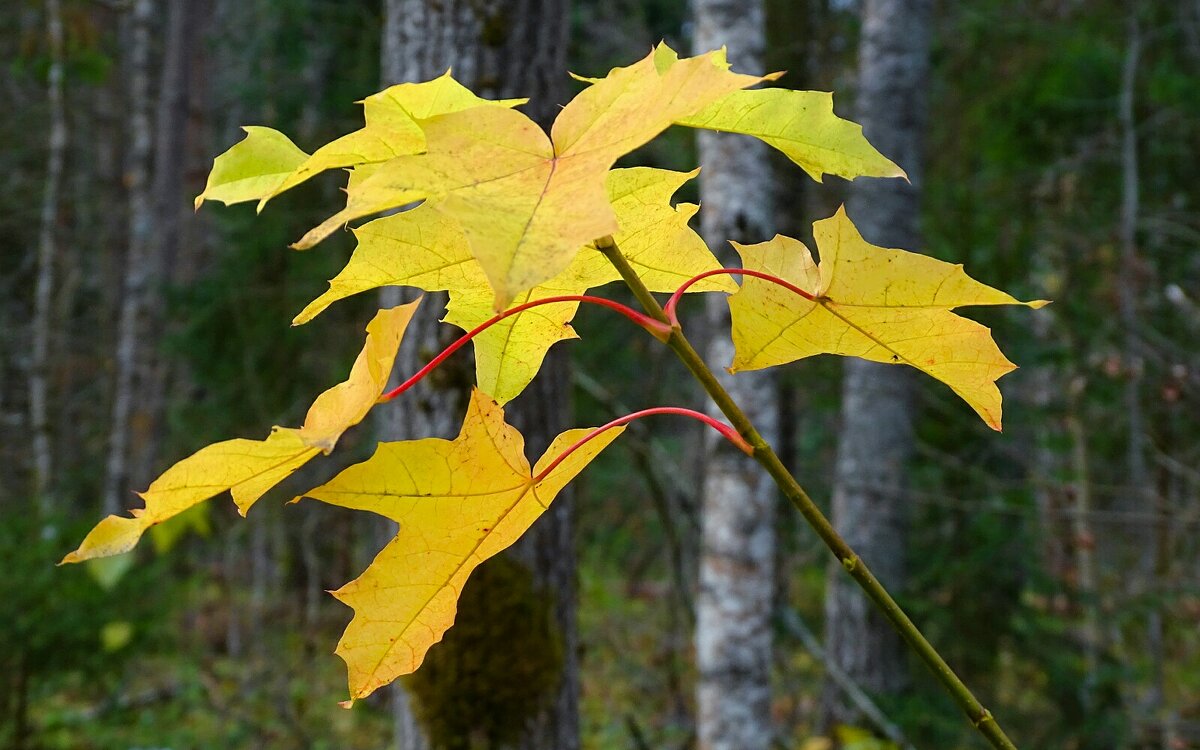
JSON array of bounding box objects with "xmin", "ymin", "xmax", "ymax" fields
[{"xmin": 2, "ymin": 0, "xmax": 1199, "ymax": 748}]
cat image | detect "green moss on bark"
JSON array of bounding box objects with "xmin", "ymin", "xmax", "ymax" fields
[{"xmin": 406, "ymin": 555, "xmax": 563, "ymax": 750}]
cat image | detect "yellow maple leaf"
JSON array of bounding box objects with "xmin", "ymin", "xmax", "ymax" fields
[
  {"xmin": 295, "ymin": 167, "xmax": 734, "ymax": 403},
  {"xmin": 728, "ymin": 207, "xmax": 1046, "ymax": 430},
  {"xmin": 297, "ymin": 389, "xmax": 623, "ymax": 702},
  {"xmin": 192, "ymin": 126, "xmax": 308, "ymax": 210},
  {"xmin": 60, "ymin": 302, "xmax": 420, "ymax": 564},
  {"xmin": 294, "ymin": 45, "xmax": 768, "ymax": 308},
  {"xmin": 675, "ymin": 88, "xmax": 906, "ymax": 182},
  {"xmin": 194, "ymin": 73, "xmax": 523, "ymax": 211}
]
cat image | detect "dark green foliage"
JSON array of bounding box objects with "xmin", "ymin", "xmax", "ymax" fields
[{"xmin": 0, "ymin": 507, "xmax": 172, "ymax": 749}]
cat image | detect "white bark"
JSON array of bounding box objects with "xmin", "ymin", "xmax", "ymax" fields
[
  {"xmin": 134, "ymin": 0, "xmax": 196, "ymax": 484},
  {"xmin": 31, "ymin": 0, "xmax": 66, "ymax": 509},
  {"xmin": 693, "ymin": 2, "xmax": 778, "ymax": 749},
  {"xmin": 1118, "ymin": 14, "xmax": 1148, "ymax": 550},
  {"xmin": 1117, "ymin": 15, "xmax": 1168, "ymax": 737},
  {"xmin": 104, "ymin": 0, "xmax": 197, "ymax": 513},
  {"xmin": 103, "ymin": 0, "xmax": 155, "ymax": 515},
  {"xmin": 1066, "ymin": 405, "xmax": 1100, "ymax": 695},
  {"xmin": 822, "ymin": 0, "xmax": 931, "ymax": 729}
]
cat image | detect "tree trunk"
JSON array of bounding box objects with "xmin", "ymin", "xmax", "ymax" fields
[
  {"xmin": 693, "ymin": 3, "xmax": 778, "ymax": 749},
  {"xmin": 133, "ymin": 0, "xmax": 198, "ymax": 484},
  {"xmin": 822, "ymin": 0, "xmax": 931, "ymax": 732},
  {"xmin": 1116, "ymin": 13, "xmax": 1168, "ymax": 740},
  {"xmin": 104, "ymin": 0, "xmax": 198, "ymax": 514},
  {"xmin": 507, "ymin": 351, "xmax": 578, "ymax": 750},
  {"xmin": 103, "ymin": 0, "xmax": 156, "ymax": 515},
  {"xmin": 378, "ymin": 2, "xmax": 572, "ymax": 747},
  {"xmin": 30, "ymin": 0, "xmax": 67, "ymax": 511}
]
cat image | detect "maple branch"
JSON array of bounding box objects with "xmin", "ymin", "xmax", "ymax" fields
[
  {"xmin": 663, "ymin": 268, "xmax": 817, "ymax": 326},
  {"xmin": 595, "ymin": 234, "xmax": 1020, "ymax": 750},
  {"xmin": 379, "ymin": 295, "xmax": 672, "ymax": 402},
  {"xmin": 532, "ymin": 406, "xmax": 752, "ymax": 484}
]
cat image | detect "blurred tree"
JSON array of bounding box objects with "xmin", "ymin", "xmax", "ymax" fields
[
  {"xmin": 822, "ymin": 0, "xmax": 930, "ymax": 734},
  {"xmin": 30, "ymin": 0, "xmax": 65, "ymax": 510},
  {"xmin": 102, "ymin": 0, "xmax": 154, "ymax": 516},
  {"xmin": 3, "ymin": 0, "xmax": 1199, "ymax": 746},
  {"xmin": 104, "ymin": 0, "xmax": 200, "ymax": 515},
  {"xmin": 691, "ymin": 2, "xmax": 779, "ymax": 750},
  {"xmin": 377, "ymin": 1, "xmax": 574, "ymax": 748}
]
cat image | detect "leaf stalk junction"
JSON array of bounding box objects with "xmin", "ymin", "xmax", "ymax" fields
[
  {"xmin": 594, "ymin": 235, "xmax": 1021, "ymax": 750},
  {"xmin": 379, "ymin": 294, "xmax": 671, "ymax": 403},
  {"xmin": 379, "ymin": 244, "xmax": 1020, "ymax": 750},
  {"xmin": 663, "ymin": 267, "xmax": 817, "ymax": 327}
]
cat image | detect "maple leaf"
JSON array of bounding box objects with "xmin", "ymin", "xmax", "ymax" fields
[
  {"xmin": 675, "ymin": 88, "xmax": 906, "ymax": 182},
  {"xmin": 60, "ymin": 302, "xmax": 420, "ymax": 564},
  {"xmin": 198, "ymin": 47, "xmax": 907, "ymax": 313},
  {"xmin": 296, "ymin": 388, "xmax": 623, "ymax": 703},
  {"xmin": 192, "ymin": 126, "xmax": 308, "ymax": 210},
  {"xmin": 727, "ymin": 207, "xmax": 1046, "ymax": 429},
  {"xmin": 194, "ymin": 73, "xmax": 524, "ymax": 211},
  {"xmin": 292, "ymin": 45, "xmax": 771, "ymax": 308},
  {"xmin": 293, "ymin": 167, "xmax": 735, "ymax": 403}
]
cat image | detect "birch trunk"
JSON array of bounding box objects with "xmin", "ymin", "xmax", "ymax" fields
[
  {"xmin": 134, "ymin": 0, "xmax": 197, "ymax": 484},
  {"xmin": 104, "ymin": 0, "xmax": 199, "ymax": 514},
  {"xmin": 103, "ymin": 0, "xmax": 156, "ymax": 515},
  {"xmin": 693, "ymin": 3, "xmax": 778, "ymax": 749},
  {"xmin": 378, "ymin": 2, "xmax": 572, "ymax": 747},
  {"xmin": 1066, "ymin": 403, "xmax": 1100, "ymax": 696},
  {"xmin": 31, "ymin": 0, "xmax": 66, "ymax": 509},
  {"xmin": 1117, "ymin": 14, "xmax": 1168, "ymax": 738},
  {"xmin": 822, "ymin": 0, "xmax": 931, "ymax": 731}
]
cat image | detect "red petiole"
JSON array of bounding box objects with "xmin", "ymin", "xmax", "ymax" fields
[
  {"xmin": 531, "ymin": 406, "xmax": 753, "ymax": 484},
  {"xmin": 379, "ymin": 295, "xmax": 750, "ymax": 464},
  {"xmin": 379, "ymin": 294, "xmax": 672, "ymax": 402},
  {"xmin": 663, "ymin": 268, "xmax": 817, "ymax": 327}
]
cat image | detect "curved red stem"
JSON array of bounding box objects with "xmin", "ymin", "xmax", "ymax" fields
[
  {"xmin": 663, "ymin": 268, "xmax": 817, "ymax": 326},
  {"xmin": 532, "ymin": 406, "xmax": 753, "ymax": 484},
  {"xmin": 379, "ymin": 295, "xmax": 672, "ymax": 402}
]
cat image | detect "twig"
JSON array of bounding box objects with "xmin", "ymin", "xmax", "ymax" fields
[{"xmin": 598, "ymin": 234, "xmax": 1020, "ymax": 750}]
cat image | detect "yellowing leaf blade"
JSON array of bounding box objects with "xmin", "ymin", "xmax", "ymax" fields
[
  {"xmin": 728, "ymin": 207, "xmax": 1044, "ymax": 430},
  {"xmin": 194, "ymin": 126, "xmax": 308, "ymax": 209},
  {"xmin": 292, "ymin": 206, "xmax": 477, "ymax": 326},
  {"xmin": 550, "ymin": 44, "xmax": 764, "ymax": 157},
  {"xmin": 677, "ymin": 89, "xmax": 906, "ymax": 182},
  {"xmin": 62, "ymin": 303, "xmax": 420, "ymax": 563},
  {"xmin": 297, "ymin": 167, "xmax": 732, "ymax": 404},
  {"xmin": 299, "ymin": 302, "xmax": 420, "ymax": 452},
  {"xmin": 298, "ymin": 390, "xmax": 622, "ymax": 701},
  {"xmin": 291, "ymin": 105, "xmax": 554, "ymax": 254},
  {"xmin": 448, "ymin": 167, "xmax": 736, "ymax": 402},
  {"xmin": 264, "ymin": 72, "xmax": 525, "ymax": 207},
  {"xmin": 61, "ymin": 428, "xmax": 319, "ymax": 564},
  {"xmin": 297, "ymin": 44, "xmax": 769, "ymax": 308}
]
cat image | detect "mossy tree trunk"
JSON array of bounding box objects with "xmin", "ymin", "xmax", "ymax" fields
[{"xmin": 378, "ymin": 2, "xmax": 574, "ymax": 748}]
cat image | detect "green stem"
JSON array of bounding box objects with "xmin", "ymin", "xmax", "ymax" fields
[{"xmin": 595, "ymin": 235, "xmax": 1019, "ymax": 750}]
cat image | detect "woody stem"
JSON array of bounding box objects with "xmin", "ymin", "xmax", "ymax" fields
[{"xmin": 595, "ymin": 234, "xmax": 1019, "ymax": 750}]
